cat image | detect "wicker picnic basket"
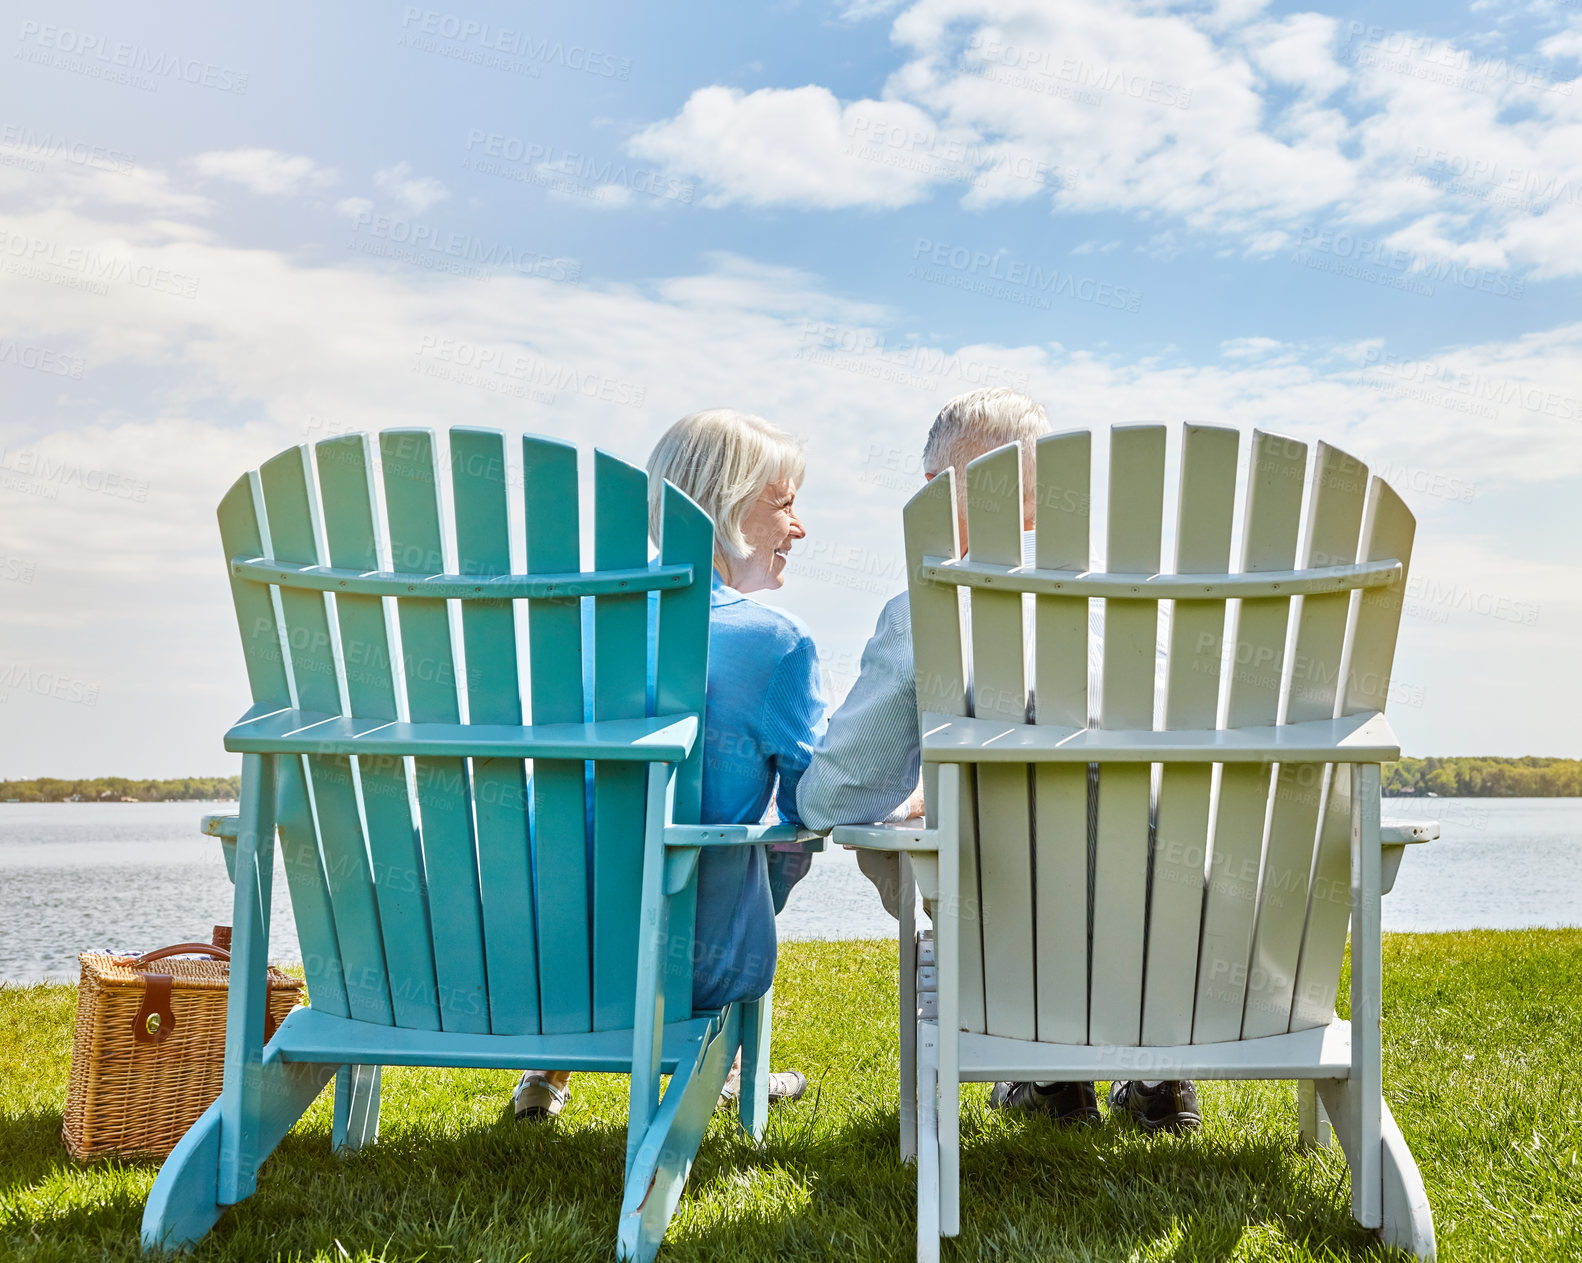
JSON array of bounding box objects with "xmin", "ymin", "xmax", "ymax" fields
[{"xmin": 61, "ymin": 929, "xmax": 303, "ymax": 1160}]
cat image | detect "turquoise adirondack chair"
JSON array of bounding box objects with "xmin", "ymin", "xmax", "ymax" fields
[{"xmin": 141, "ymin": 427, "xmax": 799, "ymax": 1261}]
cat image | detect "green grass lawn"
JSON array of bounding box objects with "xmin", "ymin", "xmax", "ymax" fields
[{"xmin": 4, "ymin": 930, "xmax": 1579, "ymax": 1261}]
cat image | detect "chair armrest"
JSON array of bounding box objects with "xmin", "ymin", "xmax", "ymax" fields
[
  {"xmin": 1379, "ymin": 818, "xmax": 1437, "ymax": 895},
  {"xmin": 202, "ymin": 813, "xmax": 240, "ymax": 883},
  {"xmin": 830, "ymin": 821, "xmax": 938, "ymax": 852},
  {"xmin": 1380, "ymin": 820, "xmax": 1438, "ymax": 843},
  {"xmin": 661, "ymin": 824, "xmax": 825, "ymax": 895},
  {"xmin": 664, "ymin": 823, "xmax": 822, "ymax": 848}
]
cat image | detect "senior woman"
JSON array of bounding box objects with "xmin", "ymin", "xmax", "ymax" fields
[{"xmin": 512, "ymin": 408, "xmax": 827, "ymax": 1120}]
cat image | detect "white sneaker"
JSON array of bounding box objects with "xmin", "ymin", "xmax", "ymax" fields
[{"xmin": 512, "ymin": 1071, "xmax": 571, "ymax": 1120}]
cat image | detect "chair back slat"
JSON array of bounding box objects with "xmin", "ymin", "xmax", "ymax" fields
[
  {"xmin": 1192, "ymin": 431, "xmax": 1306, "ymax": 1042},
  {"xmin": 380, "ymin": 429, "xmax": 489, "ymax": 1034},
  {"xmin": 964, "ymin": 447, "xmax": 1035, "ymax": 1041},
  {"xmin": 453, "ymin": 428, "xmax": 539, "ymax": 1035},
  {"xmin": 316, "ymin": 435, "xmax": 441, "ymax": 1031},
  {"xmin": 904, "ymin": 472, "xmax": 987, "ymax": 1034},
  {"xmin": 1143, "ymin": 423, "xmax": 1238, "ymax": 1045},
  {"xmin": 1290, "ymin": 477, "xmax": 1416, "ymax": 1030},
  {"xmin": 1031, "ymin": 430, "xmax": 1091, "ymax": 1044},
  {"xmin": 654, "ymin": 482, "xmax": 713, "ymax": 1021},
  {"xmin": 218, "ymin": 475, "xmax": 291, "ymax": 708},
  {"xmin": 1243, "ymin": 442, "xmax": 1368, "ymax": 1037},
  {"xmin": 591, "ymin": 451, "xmax": 652, "ymax": 1031},
  {"xmin": 521, "ymin": 435, "xmax": 592, "ymax": 1035},
  {"xmin": 1089, "ymin": 424, "xmax": 1165, "ymax": 1046},
  {"xmin": 259, "ymin": 446, "xmax": 394, "ymax": 1027},
  {"xmin": 217, "ymin": 473, "xmax": 350, "ymax": 1018}
]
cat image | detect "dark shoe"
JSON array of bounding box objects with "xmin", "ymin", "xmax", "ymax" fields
[
  {"xmin": 1108, "ymin": 1079, "xmax": 1201, "ymax": 1133},
  {"xmin": 990, "ymin": 1080, "xmax": 1101, "ymax": 1124}
]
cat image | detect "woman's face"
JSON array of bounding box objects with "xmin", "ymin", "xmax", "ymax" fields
[{"xmin": 729, "ymin": 477, "xmax": 804, "ymax": 593}]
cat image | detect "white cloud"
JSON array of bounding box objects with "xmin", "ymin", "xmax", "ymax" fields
[
  {"xmin": 1244, "ymin": 13, "xmax": 1349, "ymax": 97},
  {"xmin": 1538, "ymin": 24, "xmax": 1582, "ymax": 60},
  {"xmin": 335, "ymin": 196, "xmax": 374, "ymax": 220},
  {"xmin": 1220, "ymin": 336, "xmax": 1286, "ymax": 357},
  {"xmin": 194, "ymin": 148, "xmax": 337, "ymax": 196},
  {"xmin": 2, "ymin": 164, "xmax": 1580, "ymax": 770},
  {"xmin": 628, "ymin": 85, "xmax": 966, "ymax": 209},
  {"xmin": 839, "ymin": 0, "xmax": 906, "ymax": 19},
  {"xmin": 373, "ymin": 161, "xmax": 450, "ymax": 213},
  {"xmin": 626, "ymin": 0, "xmax": 1582, "ymax": 277}
]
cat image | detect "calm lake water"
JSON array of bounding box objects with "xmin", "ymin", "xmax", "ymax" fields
[{"xmin": 2, "ymin": 798, "xmax": 1577, "ymax": 983}]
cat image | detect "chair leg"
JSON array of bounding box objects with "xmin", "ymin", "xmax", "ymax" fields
[
  {"xmin": 332, "ymin": 1064, "xmax": 383, "ymax": 1154},
  {"xmin": 1381, "ymin": 1097, "xmax": 1437, "ymax": 1260},
  {"xmin": 1297, "ymin": 1079, "xmax": 1331, "ymax": 1149},
  {"xmin": 899, "ymin": 870, "xmax": 918, "ymax": 1162},
  {"xmin": 140, "ymin": 1099, "xmax": 225, "ymax": 1251},
  {"xmin": 142, "ymin": 1041, "xmax": 336, "ymax": 1252},
  {"xmin": 617, "ymin": 1008, "xmax": 738, "ymax": 1263},
  {"xmin": 738, "ymin": 988, "xmax": 773, "ymax": 1142},
  {"xmin": 1316, "ymin": 1082, "xmax": 1435, "ymax": 1260},
  {"xmin": 938, "ymin": 1037, "xmax": 958, "ymax": 1238},
  {"xmin": 916, "ymin": 1026, "xmax": 940, "ymax": 1263}
]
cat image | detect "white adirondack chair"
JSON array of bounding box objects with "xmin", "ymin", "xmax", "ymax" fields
[{"xmin": 836, "ymin": 425, "xmax": 1437, "ymax": 1261}]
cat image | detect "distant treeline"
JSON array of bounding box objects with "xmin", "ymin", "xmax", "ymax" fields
[
  {"xmin": 2, "ymin": 759, "xmax": 1577, "ymax": 803},
  {"xmin": 1, "ymin": 776, "xmax": 242, "ymax": 803},
  {"xmin": 1383, "ymin": 757, "xmax": 1581, "ymax": 798}
]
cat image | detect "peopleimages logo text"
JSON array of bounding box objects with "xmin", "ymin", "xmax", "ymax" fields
[
  {"xmin": 398, "ymin": 9, "xmax": 631, "ymax": 79},
  {"xmin": 14, "ymin": 21, "xmax": 249, "ymax": 93},
  {"xmin": 911, "ymin": 238, "xmax": 1142, "ymax": 312}
]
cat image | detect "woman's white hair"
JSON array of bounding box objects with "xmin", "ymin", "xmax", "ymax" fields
[{"xmin": 646, "ymin": 409, "xmax": 805, "ymax": 577}]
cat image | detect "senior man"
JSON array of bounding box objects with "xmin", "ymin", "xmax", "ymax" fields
[{"xmin": 797, "ymin": 386, "xmax": 1201, "ymax": 1134}]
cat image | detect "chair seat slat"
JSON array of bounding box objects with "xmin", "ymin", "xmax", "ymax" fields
[
  {"xmin": 920, "ymin": 708, "xmax": 1397, "ymax": 763},
  {"xmin": 224, "ymin": 708, "xmax": 698, "ymax": 761},
  {"xmin": 1144, "ymin": 423, "xmax": 1238, "ymax": 1046}
]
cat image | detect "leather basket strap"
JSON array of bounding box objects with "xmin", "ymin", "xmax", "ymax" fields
[{"xmin": 134, "ymin": 973, "xmax": 175, "ymax": 1043}]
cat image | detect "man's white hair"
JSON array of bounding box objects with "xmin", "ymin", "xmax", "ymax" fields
[
  {"xmin": 922, "ymin": 387, "xmax": 1050, "ymax": 501},
  {"xmin": 646, "ymin": 409, "xmax": 805, "ymax": 576}
]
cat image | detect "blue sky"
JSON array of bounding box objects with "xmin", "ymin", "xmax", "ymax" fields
[{"xmin": 2, "ymin": 0, "xmax": 1580, "ymax": 774}]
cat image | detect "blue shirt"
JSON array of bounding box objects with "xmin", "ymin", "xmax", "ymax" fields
[
  {"xmin": 691, "ymin": 573, "xmax": 827, "ymax": 1009},
  {"xmin": 558, "ymin": 574, "xmax": 825, "ymax": 1012}
]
